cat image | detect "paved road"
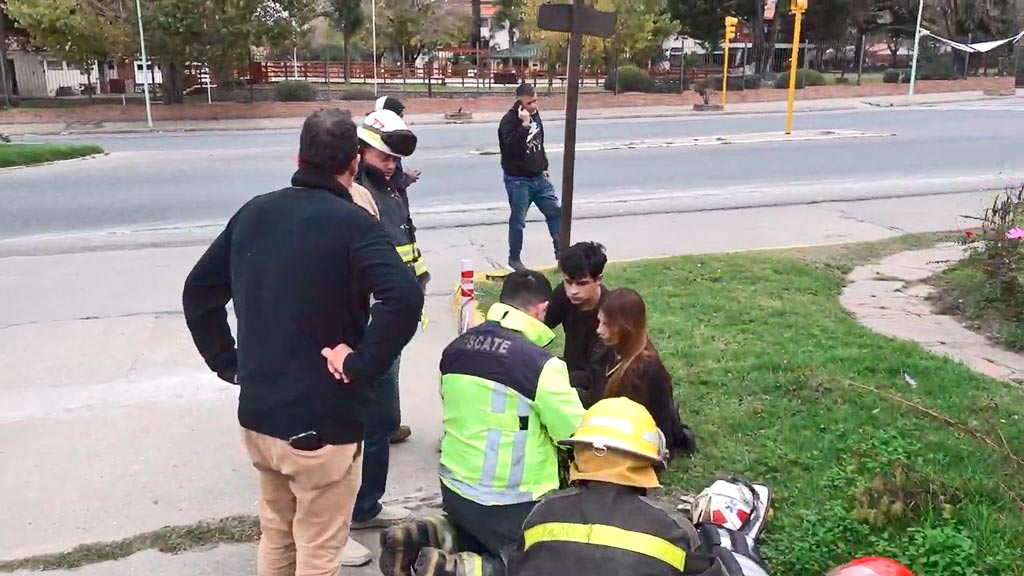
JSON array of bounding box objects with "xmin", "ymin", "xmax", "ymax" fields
[{"xmin": 1, "ymin": 101, "xmax": 1022, "ymax": 240}]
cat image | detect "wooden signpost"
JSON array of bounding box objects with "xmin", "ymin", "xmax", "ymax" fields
[{"xmin": 537, "ymin": 0, "xmax": 617, "ymax": 250}]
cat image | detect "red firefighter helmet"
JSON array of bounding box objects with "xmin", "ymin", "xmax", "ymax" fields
[{"xmin": 828, "ymin": 557, "xmax": 914, "ymax": 576}]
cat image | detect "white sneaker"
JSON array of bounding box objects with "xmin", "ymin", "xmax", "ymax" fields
[
  {"xmin": 351, "ymin": 505, "xmax": 413, "ymax": 530},
  {"xmin": 342, "ymin": 538, "xmax": 372, "ymax": 567}
]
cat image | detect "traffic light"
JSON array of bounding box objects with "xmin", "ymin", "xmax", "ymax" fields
[
  {"xmin": 724, "ymin": 16, "xmax": 738, "ymax": 40},
  {"xmin": 790, "ymin": 0, "xmax": 807, "ymax": 12}
]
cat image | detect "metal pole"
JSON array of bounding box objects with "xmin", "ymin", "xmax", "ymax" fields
[
  {"xmin": 0, "ymin": 12, "xmax": 11, "ymax": 108},
  {"xmin": 372, "ymin": 0, "xmax": 378, "ymax": 96},
  {"xmin": 908, "ymin": 0, "xmax": 925, "ymax": 96},
  {"xmin": 0, "ymin": 53, "xmax": 10, "ymax": 108},
  {"xmin": 785, "ymin": 8, "xmax": 804, "ymax": 134},
  {"xmin": 963, "ymin": 33, "xmax": 971, "ymax": 78},
  {"xmin": 721, "ymin": 38, "xmax": 730, "ymax": 106},
  {"xmin": 679, "ymin": 47, "xmax": 686, "ymax": 94},
  {"xmin": 134, "ymin": 0, "xmax": 153, "ymax": 128},
  {"xmin": 613, "ymin": 45, "xmax": 619, "ymax": 95},
  {"xmin": 206, "ymin": 65, "xmax": 212, "ymax": 104},
  {"xmin": 564, "ymin": 42, "xmax": 570, "ymax": 115},
  {"xmin": 857, "ymin": 34, "xmax": 866, "ymax": 86},
  {"xmin": 741, "ymin": 39, "xmax": 748, "ymax": 88},
  {"xmin": 558, "ymin": 0, "xmax": 584, "ymax": 252}
]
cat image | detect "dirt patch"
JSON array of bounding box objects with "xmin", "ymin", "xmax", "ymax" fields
[{"xmin": 0, "ymin": 77, "xmax": 1013, "ymax": 124}]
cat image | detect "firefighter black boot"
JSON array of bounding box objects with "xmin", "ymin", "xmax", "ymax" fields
[
  {"xmin": 380, "ymin": 515, "xmax": 458, "ymax": 576},
  {"xmin": 413, "ymin": 548, "xmax": 505, "ymax": 576}
]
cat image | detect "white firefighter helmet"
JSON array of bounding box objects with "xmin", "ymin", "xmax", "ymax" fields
[
  {"xmin": 358, "ymin": 109, "xmax": 417, "ymax": 157},
  {"xmin": 692, "ymin": 478, "xmax": 757, "ymax": 531}
]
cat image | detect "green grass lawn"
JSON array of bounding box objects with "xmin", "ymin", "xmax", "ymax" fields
[
  {"xmin": 477, "ymin": 234, "xmax": 1024, "ymax": 575},
  {"xmin": 0, "ymin": 143, "xmax": 105, "ymax": 168}
]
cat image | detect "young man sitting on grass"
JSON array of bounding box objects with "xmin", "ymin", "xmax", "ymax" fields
[{"xmin": 544, "ymin": 241, "xmax": 612, "ymax": 407}]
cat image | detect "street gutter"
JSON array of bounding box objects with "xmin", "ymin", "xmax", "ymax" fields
[
  {"xmin": 1, "ymin": 91, "xmax": 1014, "ymax": 137},
  {"xmin": 1, "ymin": 174, "xmax": 1018, "ymax": 259}
]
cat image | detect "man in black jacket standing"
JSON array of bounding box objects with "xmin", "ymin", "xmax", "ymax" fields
[
  {"xmin": 182, "ymin": 108, "xmax": 423, "ymax": 576},
  {"xmin": 498, "ymin": 83, "xmax": 561, "ymax": 272}
]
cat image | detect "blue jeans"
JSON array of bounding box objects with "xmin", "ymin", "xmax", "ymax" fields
[
  {"xmin": 352, "ymin": 355, "xmax": 402, "ymax": 522},
  {"xmin": 504, "ymin": 174, "xmax": 562, "ymax": 261}
]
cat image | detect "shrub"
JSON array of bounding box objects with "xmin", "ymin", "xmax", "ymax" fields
[
  {"xmin": 773, "ymin": 69, "xmax": 827, "ymax": 89},
  {"xmin": 273, "ymin": 81, "xmax": 318, "ymax": 102},
  {"xmin": 743, "ymin": 75, "xmax": 762, "ymax": 90},
  {"xmin": 917, "ymin": 56, "xmax": 957, "ymax": 80},
  {"xmin": 333, "ymin": 89, "xmax": 377, "ymax": 101},
  {"xmin": 648, "ymin": 78, "xmax": 682, "ymax": 93},
  {"xmin": 603, "ymin": 65, "xmax": 652, "ymax": 92},
  {"xmin": 933, "ymin": 185, "xmax": 1024, "ymax": 350},
  {"xmin": 692, "ymin": 77, "xmax": 716, "ymax": 104},
  {"xmin": 218, "ymin": 79, "xmax": 248, "ymax": 91},
  {"xmin": 883, "ymin": 69, "xmax": 910, "ymax": 84}
]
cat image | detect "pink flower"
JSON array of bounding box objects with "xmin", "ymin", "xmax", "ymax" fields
[{"xmin": 1007, "ymin": 228, "xmax": 1024, "ymax": 240}]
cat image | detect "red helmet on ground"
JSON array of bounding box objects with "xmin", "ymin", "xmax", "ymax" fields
[{"xmin": 829, "ymin": 557, "xmax": 914, "ymax": 576}]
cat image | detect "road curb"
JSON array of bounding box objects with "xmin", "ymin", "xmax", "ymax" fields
[
  {"xmin": 445, "ymin": 235, "xmax": 923, "ymax": 331},
  {"xmin": 2, "ymin": 106, "xmax": 853, "ymax": 137},
  {"xmin": 7, "ymin": 90, "xmax": 1013, "ymax": 137},
  {"xmin": 0, "ymin": 152, "xmax": 108, "ymax": 173}
]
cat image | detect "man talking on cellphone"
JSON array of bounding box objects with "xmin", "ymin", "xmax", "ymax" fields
[{"xmin": 498, "ymin": 83, "xmax": 561, "ymax": 272}]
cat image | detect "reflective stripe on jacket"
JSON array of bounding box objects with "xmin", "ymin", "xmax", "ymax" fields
[
  {"xmin": 439, "ymin": 303, "xmax": 586, "ymax": 505},
  {"xmin": 507, "ymin": 482, "xmax": 714, "ymax": 576},
  {"xmin": 396, "ymin": 242, "xmax": 428, "ymax": 278}
]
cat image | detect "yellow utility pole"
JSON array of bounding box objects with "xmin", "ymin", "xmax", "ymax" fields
[
  {"xmin": 785, "ymin": 0, "xmax": 808, "ymax": 134},
  {"xmin": 722, "ymin": 16, "xmax": 738, "ymax": 107}
]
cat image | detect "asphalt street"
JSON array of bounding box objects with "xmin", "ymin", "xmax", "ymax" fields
[{"xmin": 1, "ymin": 100, "xmax": 1022, "ymax": 240}]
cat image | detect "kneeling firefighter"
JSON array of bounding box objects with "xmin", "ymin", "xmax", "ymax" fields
[{"xmin": 507, "ymin": 397, "xmax": 772, "ymax": 576}]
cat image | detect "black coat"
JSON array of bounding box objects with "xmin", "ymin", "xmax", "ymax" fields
[
  {"xmin": 601, "ymin": 351, "xmax": 697, "ymax": 460},
  {"xmin": 498, "ymin": 104, "xmax": 549, "ymax": 177},
  {"xmin": 182, "ymin": 167, "xmax": 423, "ymax": 446},
  {"xmin": 508, "ymin": 482, "xmax": 715, "ymax": 576}
]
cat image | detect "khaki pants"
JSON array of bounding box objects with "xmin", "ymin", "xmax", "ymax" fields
[{"xmin": 242, "ymin": 428, "xmax": 363, "ymax": 576}]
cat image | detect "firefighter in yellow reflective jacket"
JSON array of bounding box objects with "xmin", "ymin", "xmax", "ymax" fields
[
  {"xmin": 506, "ymin": 398, "xmax": 774, "ymax": 576},
  {"xmin": 379, "ymin": 270, "xmax": 586, "ymax": 576}
]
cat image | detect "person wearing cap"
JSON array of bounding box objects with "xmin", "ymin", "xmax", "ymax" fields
[
  {"xmin": 506, "ymin": 398, "xmax": 772, "ymax": 576},
  {"xmin": 498, "ymin": 83, "xmax": 561, "ymax": 272},
  {"xmin": 346, "ymin": 108, "xmax": 428, "ymax": 539},
  {"xmin": 378, "ymin": 270, "xmax": 586, "ymax": 576},
  {"xmin": 374, "ymin": 96, "xmax": 421, "ymax": 189}
]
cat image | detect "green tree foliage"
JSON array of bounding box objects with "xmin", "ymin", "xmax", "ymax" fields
[
  {"xmin": 379, "ymin": 0, "xmax": 463, "ymax": 72},
  {"xmin": 664, "ymin": 0, "xmax": 728, "ymax": 49},
  {"xmin": 136, "ymin": 0, "xmax": 314, "ymax": 103},
  {"xmin": 609, "ymin": 0, "xmax": 676, "ymax": 67},
  {"xmin": 6, "ymin": 0, "xmax": 133, "ymax": 89},
  {"xmin": 327, "ymin": 0, "xmax": 365, "ymax": 81},
  {"xmin": 494, "ymin": 0, "xmax": 525, "ymax": 50},
  {"xmin": 523, "ymin": 0, "xmax": 674, "ymax": 75}
]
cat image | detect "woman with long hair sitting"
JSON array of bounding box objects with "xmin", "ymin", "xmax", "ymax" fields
[{"xmin": 596, "ymin": 288, "xmax": 695, "ymax": 460}]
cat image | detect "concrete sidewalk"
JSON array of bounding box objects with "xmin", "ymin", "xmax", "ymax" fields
[
  {"xmin": 3, "ymin": 90, "xmax": 1016, "ymax": 137},
  {"xmin": 0, "ymin": 189, "xmax": 1004, "ymax": 574}
]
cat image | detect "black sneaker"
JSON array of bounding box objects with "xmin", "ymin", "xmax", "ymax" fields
[{"xmin": 508, "ymin": 258, "xmax": 526, "ymax": 271}]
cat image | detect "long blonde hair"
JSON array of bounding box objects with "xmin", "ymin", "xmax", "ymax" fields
[{"xmin": 601, "ymin": 288, "xmax": 654, "ymax": 398}]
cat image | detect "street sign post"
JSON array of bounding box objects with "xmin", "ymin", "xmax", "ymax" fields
[
  {"xmin": 538, "ymin": 0, "xmax": 617, "ymax": 251},
  {"xmin": 722, "ymin": 17, "xmax": 738, "ymax": 107},
  {"xmin": 785, "ymin": 0, "xmax": 807, "ymax": 134}
]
